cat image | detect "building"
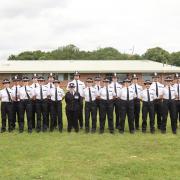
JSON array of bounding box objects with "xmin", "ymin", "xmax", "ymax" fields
[{"xmin": 0, "ymin": 60, "xmax": 179, "ymax": 88}]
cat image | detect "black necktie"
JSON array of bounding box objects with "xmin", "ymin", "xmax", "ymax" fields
[
  {"xmin": 98, "ymin": 86, "xmax": 100, "ymax": 91},
  {"xmin": 55, "ymin": 87, "xmax": 58, "ymax": 101},
  {"xmin": 177, "ymin": 84, "xmax": 179, "ymax": 100},
  {"xmin": 6, "ymin": 88, "xmax": 12, "ymax": 102},
  {"xmin": 127, "ymin": 87, "xmax": 129, "ymax": 101},
  {"xmin": 156, "ymin": 83, "xmax": 159, "ymax": 97},
  {"xmin": 135, "ymin": 84, "xmax": 138, "ymax": 97},
  {"xmin": 169, "ymin": 86, "xmax": 171, "ymax": 100},
  {"xmin": 76, "ymin": 80, "xmax": 79, "ymax": 93},
  {"xmin": 35, "ymin": 84, "xmax": 37, "ymax": 88},
  {"xmin": 89, "ymin": 87, "xmax": 92, "ymax": 102},
  {"xmin": 25, "ymin": 86, "xmax": 30, "ymax": 100},
  {"xmin": 114, "ymin": 83, "xmax": 117, "ymax": 96},
  {"xmin": 106, "ymin": 87, "xmax": 109, "ymax": 100},
  {"xmin": 40, "ymin": 85, "xmax": 43, "ymax": 100},
  {"xmin": 147, "ymin": 89, "xmax": 150, "ymax": 102},
  {"xmin": 50, "ymin": 83, "xmax": 52, "ymax": 88},
  {"xmin": 15, "ymin": 86, "xmax": 18, "ymax": 101}
]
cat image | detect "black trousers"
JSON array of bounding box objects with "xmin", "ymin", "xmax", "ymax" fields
[
  {"xmin": 119, "ymin": 100, "xmax": 135, "ymax": 132},
  {"xmin": 142, "ymin": 101, "xmax": 155, "ymax": 131},
  {"xmin": 12, "ymin": 101, "xmax": 20, "ymax": 129},
  {"xmin": 134, "ymin": 98, "xmax": 141, "ymax": 129},
  {"xmin": 113, "ymin": 98, "xmax": 120, "ymax": 129},
  {"xmin": 31, "ymin": 100, "xmax": 36, "ymax": 129},
  {"xmin": 50, "ymin": 101, "xmax": 63, "ymax": 130},
  {"xmin": 161, "ymin": 99, "xmax": 177, "ymax": 132},
  {"xmin": 78, "ymin": 97, "xmax": 84, "ymax": 128},
  {"xmin": 85, "ymin": 101, "xmax": 97, "ymax": 131},
  {"xmin": 99, "ymin": 100, "xmax": 114, "ymax": 132},
  {"xmin": 36, "ymin": 99, "xmax": 48, "ymax": 131},
  {"xmin": 1, "ymin": 102, "xmax": 13, "ymax": 131},
  {"xmin": 19, "ymin": 100, "xmax": 32, "ymax": 131},
  {"xmin": 154, "ymin": 99, "xmax": 163, "ymax": 129},
  {"xmin": 175, "ymin": 100, "xmax": 180, "ymax": 123},
  {"xmin": 46, "ymin": 99, "xmax": 51, "ymax": 128},
  {"xmin": 66, "ymin": 108, "xmax": 79, "ymax": 132},
  {"xmin": 96, "ymin": 99, "xmax": 101, "ymax": 125}
]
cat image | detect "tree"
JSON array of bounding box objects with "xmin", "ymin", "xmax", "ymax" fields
[
  {"xmin": 170, "ymin": 52, "xmax": 180, "ymax": 66},
  {"xmin": 143, "ymin": 47, "xmax": 170, "ymax": 64}
]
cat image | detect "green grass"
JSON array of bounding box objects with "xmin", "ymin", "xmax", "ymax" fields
[{"xmin": 0, "ymin": 102, "xmax": 180, "ymax": 180}]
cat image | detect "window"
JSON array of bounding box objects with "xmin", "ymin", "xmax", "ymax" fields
[{"xmin": 142, "ymin": 73, "xmax": 153, "ymax": 81}]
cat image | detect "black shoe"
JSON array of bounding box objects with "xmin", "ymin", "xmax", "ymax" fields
[
  {"xmin": 8, "ymin": 129, "xmax": 13, "ymax": 133},
  {"xmin": 142, "ymin": 129, "xmax": 146, "ymax": 133},
  {"xmin": 172, "ymin": 131, "xmax": 177, "ymax": 134},
  {"xmin": 85, "ymin": 129, "xmax": 89, "ymax": 133},
  {"xmin": 150, "ymin": 130, "xmax": 155, "ymax": 134},
  {"xmin": 42, "ymin": 129, "xmax": 47, "ymax": 132},
  {"xmin": 136, "ymin": 127, "xmax": 139, "ymax": 131},
  {"xmin": 36, "ymin": 129, "xmax": 41, "ymax": 133},
  {"xmin": 19, "ymin": 130, "xmax": 23, "ymax": 133},
  {"xmin": 1, "ymin": 129, "xmax": 6, "ymax": 133},
  {"xmin": 119, "ymin": 130, "xmax": 124, "ymax": 134},
  {"xmin": 59, "ymin": 129, "xmax": 62, "ymax": 133},
  {"xmin": 80, "ymin": 126, "xmax": 83, "ymax": 130},
  {"xmin": 130, "ymin": 130, "xmax": 135, "ymax": 134},
  {"xmin": 28, "ymin": 130, "xmax": 32, "ymax": 133},
  {"xmin": 161, "ymin": 130, "xmax": 166, "ymax": 134},
  {"xmin": 99, "ymin": 130, "xmax": 104, "ymax": 134},
  {"xmin": 110, "ymin": 130, "xmax": 114, "ymax": 134},
  {"xmin": 91, "ymin": 129, "xmax": 96, "ymax": 133}
]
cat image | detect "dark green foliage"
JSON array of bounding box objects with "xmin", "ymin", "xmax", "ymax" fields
[{"xmin": 8, "ymin": 45, "xmax": 180, "ymax": 66}]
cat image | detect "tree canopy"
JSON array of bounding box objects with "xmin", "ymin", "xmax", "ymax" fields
[{"xmin": 8, "ymin": 44, "xmax": 180, "ymax": 66}]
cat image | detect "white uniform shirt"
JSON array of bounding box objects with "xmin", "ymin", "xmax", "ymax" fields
[
  {"xmin": 150, "ymin": 82, "xmax": 164, "ymax": 99},
  {"xmin": 47, "ymin": 82, "xmax": 55, "ymax": 89},
  {"xmin": 94, "ymin": 84, "xmax": 101, "ymax": 95},
  {"xmin": 67, "ymin": 79, "xmax": 85, "ymax": 97},
  {"xmin": 49, "ymin": 87, "xmax": 65, "ymax": 101},
  {"xmin": 141, "ymin": 88, "xmax": 156, "ymax": 102},
  {"xmin": 0, "ymin": 88, "xmax": 13, "ymax": 102},
  {"xmin": 109, "ymin": 82, "xmax": 122, "ymax": 97},
  {"xmin": 30, "ymin": 83, "xmax": 39, "ymax": 89},
  {"xmin": 173, "ymin": 83, "xmax": 180, "ymax": 100},
  {"xmin": 131, "ymin": 83, "xmax": 143, "ymax": 99},
  {"xmin": 11, "ymin": 85, "xmax": 21, "ymax": 101},
  {"xmin": 99, "ymin": 86, "xmax": 116, "ymax": 100},
  {"xmin": 83, "ymin": 87, "xmax": 98, "ymax": 102},
  {"xmin": 19, "ymin": 86, "xmax": 34, "ymax": 100},
  {"xmin": 119, "ymin": 86, "xmax": 136, "ymax": 101},
  {"xmin": 162, "ymin": 86, "xmax": 177, "ymax": 100},
  {"xmin": 34, "ymin": 85, "xmax": 49, "ymax": 100}
]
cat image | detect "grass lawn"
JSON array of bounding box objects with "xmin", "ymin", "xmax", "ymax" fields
[{"xmin": 0, "ymin": 102, "xmax": 180, "ymax": 180}]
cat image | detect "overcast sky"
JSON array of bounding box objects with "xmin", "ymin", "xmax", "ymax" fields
[{"xmin": 0, "ymin": 0, "xmax": 180, "ymax": 60}]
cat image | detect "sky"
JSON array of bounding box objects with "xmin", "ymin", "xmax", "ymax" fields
[{"xmin": 0, "ymin": 0, "xmax": 180, "ymax": 60}]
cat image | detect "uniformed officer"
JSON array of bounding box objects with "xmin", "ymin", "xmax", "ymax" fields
[
  {"xmin": 173, "ymin": 73, "xmax": 180, "ymax": 124},
  {"xmin": 110, "ymin": 73, "xmax": 122, "ymax": 129},
  {"xmin": 94, "ymin": 76, "xmax": 101, "ymax": 126},
  {"xmin": 11, "ymin": 75, "xmax": 21, "ymax": 130},
  {"xmin": 119, "ymin": 78, "xmax": 135, "ymax": 134},
  {"xmin": 34, "ymin": 76, "xmax": 49, "ymax": 132},
  {"xmin": 30, "ymin": 73, "xmax": 39, "ymax": 129},
  {"xmin": 46, "ymin": 73, "xmax": 55, "ymax": 128},
  {"xmin": 150, "ymin": 73, "xmax": 164, "ymax": 130},
  {"xmin": 0, "ymin": 79, "xmax": 13, "ymax": 133},
  {"xmin": 67, "ymin": 71, "xmax": 85, "ymax": 129},
  {"xmin": 49, "ymin": 79, "xmax": 65, "ymax": 132},
  {"xmin": 99, "ymin": 78, "xmax": 116, "ymax": 134},
  {"xmin": 17, "ymin": 77, "xmax": 34, "ymax": 133},
  {"xmin": 161, "ymin": 76, "xmax": 177, "ymax": 134},
  {"xmin": 65, "ymin": 83, "xmax": 81, "ymax": 132},
  {"xmin": 83, "ymin": 78, "xmax": 98, "ymax": 133},
  {"xmin": 141, "ymin": 80, "xmax": 156, "ymax": 133},
  {"xmin": 131, "ymin": 74, "xmax": 143, "ymax": 130}
]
